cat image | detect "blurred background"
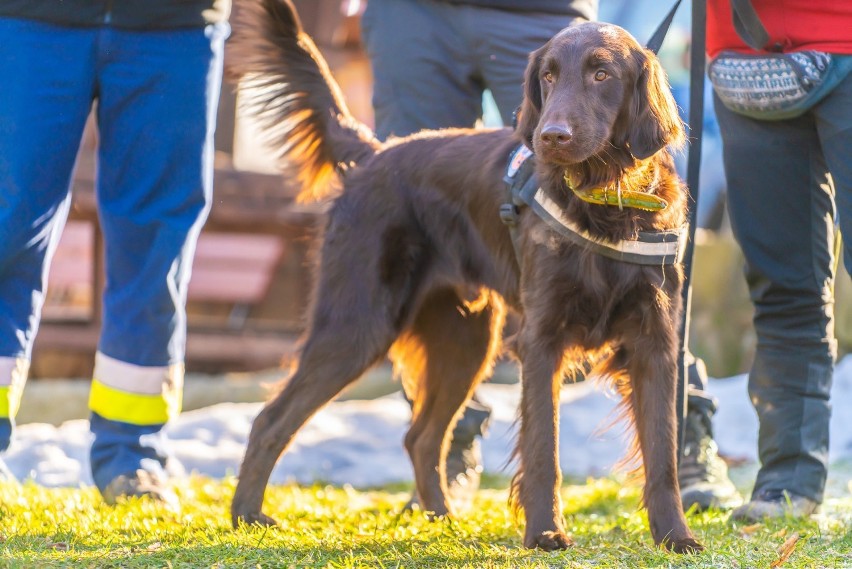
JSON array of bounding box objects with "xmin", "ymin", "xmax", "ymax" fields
[{"xmin": 29, "ymin": 0, "xmax": 852, "ymax": 420}]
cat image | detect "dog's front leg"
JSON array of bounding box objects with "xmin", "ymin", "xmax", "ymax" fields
[
  {"xmin": 627, "ymin": 331, "xmax": 703, "ymax": 553},
  {"xmin": 513, "ymin": 333, "xmax": 572, "ymax": 551}
]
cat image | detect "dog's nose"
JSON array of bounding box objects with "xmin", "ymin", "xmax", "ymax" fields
[{"xmin": 540, "ymin": 125, "xmax": 573, "ymax": 146}]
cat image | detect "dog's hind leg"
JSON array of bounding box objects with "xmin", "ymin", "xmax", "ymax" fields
[
  {"xmin": 231, "ymin": 319, "xmax": 396, "ymax": 528},
  {"xmin": 392, "ymin": 288, "xmax": 505, "ymax": 518}
]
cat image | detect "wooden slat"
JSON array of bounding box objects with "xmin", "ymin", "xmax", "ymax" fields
[
  {"xmin": 69, "ymin": 149, "xmax": 326, "ymax": 235},
  {"xmin": 36, "ymin": 324, "xmax": 297, "ymax": 370}
]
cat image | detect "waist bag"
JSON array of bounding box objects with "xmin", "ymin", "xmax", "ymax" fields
[{"xmin": 708, "ymin": 0, "xmax": 852, "ymax": 120}]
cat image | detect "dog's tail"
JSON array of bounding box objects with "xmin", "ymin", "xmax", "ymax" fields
[{"xmin": 227, "ymin": 0, "xmax": 380, "ymax": 201}]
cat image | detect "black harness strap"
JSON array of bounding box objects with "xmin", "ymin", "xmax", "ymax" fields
[{"xmin": 500, "ymin": 145, "xmax": 535, "ymax": 264}]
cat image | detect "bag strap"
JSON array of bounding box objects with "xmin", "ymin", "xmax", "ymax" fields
[
  {"xmin": 730, "ymin": 0, "xmax": 771, "ymax": 50},
  {"xmin": 645, "ymin": 0, "xmax": 682, "ymax": 55}
]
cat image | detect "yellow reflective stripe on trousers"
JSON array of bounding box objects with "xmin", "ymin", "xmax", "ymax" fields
[
  {"xmin": 89, "ymin": 352, "xmax": 184, "ymax": 425},
  {"xmin": 89, "ymin": 379, "xmax": 182, "ymax": 426},
  {"xmin": 0, "ymin": 386, "xmax": 19, "ymax": 419},
  {"xmin": 0, "ymin": 357, "xmax": 29, "ymax": 419}
]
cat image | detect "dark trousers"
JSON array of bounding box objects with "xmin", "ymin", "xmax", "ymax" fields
[
  {"xmin": 712, "ymin": 66, "xmax": 852, "ymax": 503},
  {"xmin": 361, "ymin": 0, "xmax": 585, "ymax": 139}
]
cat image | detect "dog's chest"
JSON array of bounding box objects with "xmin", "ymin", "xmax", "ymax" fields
[{"xmin": 524, "ymin": 224, "xmax": 663, "ymax": 345}]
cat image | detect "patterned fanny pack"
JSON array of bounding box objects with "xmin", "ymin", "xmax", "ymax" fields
[
  {"xmin": 710, "ymin": 0, "xmax": 852, "ymax": 120},
  {"xmin": 708, "ymin": 50, "xmax": 842, "ymax": 120}
]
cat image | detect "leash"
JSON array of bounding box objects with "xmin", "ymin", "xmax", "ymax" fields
[
  {"xmin": 645, "ymin": 0, "xmax": 706, "ymax": 467},
  {"xmin": 671, "ymin": 0, "xmax": 706, "ymax": 465},
  {"xmin": 645, "ymin": 0, "xmax": 682, "ymax": 55},
  {"xmin": 635, "ymin": 0, "xmax": 706, "ymax": 465}
]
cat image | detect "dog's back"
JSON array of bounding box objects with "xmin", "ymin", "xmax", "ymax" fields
[{"xmin": 228, "ymin": 0, "xmax": 522, "ymax": 291}]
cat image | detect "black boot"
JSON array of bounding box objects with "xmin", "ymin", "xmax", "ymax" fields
[
  {"xmin": 407, "ymin": 398, "xmax": 491, "ymax": 513},
  {"xmin": 679, "ymin": 391, "xmax": 742, "ymax": 511},
  {"xmin": 443, "ymin": 399, "xmax": 490, "ymax": 512}
]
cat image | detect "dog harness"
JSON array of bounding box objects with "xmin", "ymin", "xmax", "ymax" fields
[{"xmin": 500, "ymin": 144, "xmax": 687, "ymax": 266}]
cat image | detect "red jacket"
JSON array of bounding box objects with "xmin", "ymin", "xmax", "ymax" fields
[{"xmin": 707, "ymin": 0, "xmax": 852, "ymax": 58}]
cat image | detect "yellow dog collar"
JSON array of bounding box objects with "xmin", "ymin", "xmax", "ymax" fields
[{"xmin": 564, "ymin": 171, "xmax": 668, "ymax": 212}]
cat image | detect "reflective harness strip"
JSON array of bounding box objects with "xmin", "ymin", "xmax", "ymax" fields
[
  {"xmin": 0, "ymin": 357, "xmax": 28, "ymax": 419},
  {"xmin": 89, "ymin": 352, "xmax": 184, "ymax": 425}
]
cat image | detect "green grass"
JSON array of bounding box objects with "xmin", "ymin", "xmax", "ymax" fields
[{"xmin": 1, "ymin": 476, "xmax": 851, "ymax": 568}]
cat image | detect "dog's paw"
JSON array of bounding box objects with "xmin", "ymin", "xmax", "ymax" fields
[
  {"xmin": 414, "ymin": 499, "xmax": 451, "ymax": 521},
  {"xmin": 524, "ymin": 530, "xmax": 574, "ymax": 551},
  {"xmin": 423, "ymin": 508, "xmax": 452, "ymax": 522},
  {"xmin": 664, "ymin": 536, "xmax": 704, "ymax": 554},
  {"xmin": 232, "ymin": 511, "xmax": 279, "ymax": 529}
]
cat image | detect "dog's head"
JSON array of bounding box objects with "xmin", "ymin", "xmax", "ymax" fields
[{"xmin": 516, "ymin": 22, "xmax": 684, "ymax": 166}]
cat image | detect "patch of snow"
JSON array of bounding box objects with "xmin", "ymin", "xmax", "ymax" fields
[{"xmin": 5, "ymin": 359, "xmax": 852, "ymax": 495}]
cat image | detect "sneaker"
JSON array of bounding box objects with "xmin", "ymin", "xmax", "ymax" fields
[
  {"xmin": 730, "ymin": 489, "xmax": 819, "ymax": 522},
  {"xmin": 679, "ymin": 398, "xmax": 742, "ymax": 511},
  {"xmin": 101, "ymin": 469, "xmax": 180, "ymax": 511}
]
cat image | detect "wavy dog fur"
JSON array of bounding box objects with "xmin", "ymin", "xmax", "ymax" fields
[
  {"xmin": 227, "ymin": 0, "xmax": 701, "ymax": 553},
  {"xmin": 227, "ymin": 0, "xmax": 379, "ymax": 201}
]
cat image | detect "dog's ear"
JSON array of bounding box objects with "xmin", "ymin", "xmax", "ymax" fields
[
  {"xmin": 515, "ymin": 46, "xmax": 545, "ymax": 149},
  {"xmin": 623, "ymin": 50, "xmax": 685, "ymax": 160}
]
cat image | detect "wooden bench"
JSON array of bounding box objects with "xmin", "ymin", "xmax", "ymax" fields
[{"xmin": 34, "ymin": 148, "xmax": 326, "ymax": 375}]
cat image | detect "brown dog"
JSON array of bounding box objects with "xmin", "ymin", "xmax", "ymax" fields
[{"xmin": 227, "ymin": 0, "xmax": 702, "ymax": 553}]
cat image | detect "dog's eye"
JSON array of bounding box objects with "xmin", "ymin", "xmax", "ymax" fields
[
  {"xmin": 594, "ymin": 70, "xmax": 608, "ymax": 81},
  {"xmin": 542, "ymin": 71, "xmax": 554, "ymax": 83}
]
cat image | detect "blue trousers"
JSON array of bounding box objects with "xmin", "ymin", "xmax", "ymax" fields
[
  {"xmin": 715, "ymin": 60, "xmax": 852, "ymax": 504},
  {"xmin": 0, "ymin": 17, "xmax": 227, "ymax": 490}
]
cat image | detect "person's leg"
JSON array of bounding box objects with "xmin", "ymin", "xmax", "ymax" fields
[
  {"xmin": 470, "ymin": 8, "xmax": 585, "ymax": 125},
  {"xmin": 360, "ymin": 0, "xmax": 482, "ymax": 139},
  {"xmin": 0, "ymin": 17, "xmax": 96, "ymax": 452},
  {"xmin": 815, "ymin": 62, "xmax": 852, "ymax": 274},
  {"xmin": 716, "ymin": 95, "xmax": 833, "ymax": 520},
  {"xmin": 88, "ymin": 22, "xmax": 227, "ymax": 501}
]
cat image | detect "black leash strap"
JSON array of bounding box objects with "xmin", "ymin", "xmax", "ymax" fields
[
  {"xmin": 674, "ymin": 0, "xmax": 707, "ymax": 466},
  {"xmin": 645, "ymin": 0, "xmax": 707, "ymax": 464},
  {"xmin": 645, "ymin": 0, "xmax": 682, "ymax": 55}
]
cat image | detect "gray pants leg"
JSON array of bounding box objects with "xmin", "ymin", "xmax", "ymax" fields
[
  {"xmin": 361, "ymin": 0, "xmax": 584, "ymax": 139},
  {"xmin": 713, "ymin": 68, "xmax": 852, "ymax": 502}
]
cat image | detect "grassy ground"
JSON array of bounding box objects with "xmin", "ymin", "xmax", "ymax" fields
[{"xmin": 1, "ymin": 475, "xmax": 851, "ymax": 568}]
